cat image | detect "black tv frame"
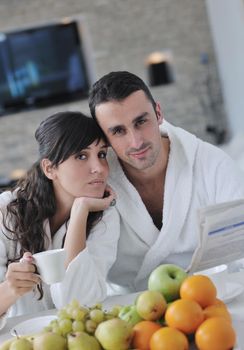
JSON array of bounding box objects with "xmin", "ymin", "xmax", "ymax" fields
[{"xmin": 0, "ymin": 18, "xmax": 94, "ymax": 116}]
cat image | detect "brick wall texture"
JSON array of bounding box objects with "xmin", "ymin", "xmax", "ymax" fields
[{"xmin": 0, "ymin": 0, "xmax": 227, "ymax": 178}]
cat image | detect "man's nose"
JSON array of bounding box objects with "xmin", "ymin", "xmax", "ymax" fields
[{"xmin": 128, "ymin": 130, "xmax": 143, "ymax": 149}]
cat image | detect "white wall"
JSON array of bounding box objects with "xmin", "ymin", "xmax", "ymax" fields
[{"xmin": 205, "ymin": 0, "xmax": 244, "ymax": 137}]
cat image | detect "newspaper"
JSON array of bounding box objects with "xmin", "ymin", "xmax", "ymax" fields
[{"xmin": 187, "ymin": 199, "xmax": 244, "ymax": 273}]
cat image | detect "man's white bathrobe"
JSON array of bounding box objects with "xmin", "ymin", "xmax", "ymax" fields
[{"xmin": 106, "ymin": 121, "xmax": 244, "ymax": 294}]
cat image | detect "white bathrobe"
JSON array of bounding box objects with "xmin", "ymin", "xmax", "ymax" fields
[
  {"xmin": 0, "ymin": 191, "xmax": 120, "ymax": 317},
  {"xmin": 1, "ymin": 122, "xmax": 244, "ymax": 316},
  {"xmin": 106, "ymin": 121, "xmax": 244, "ymax": 293}
]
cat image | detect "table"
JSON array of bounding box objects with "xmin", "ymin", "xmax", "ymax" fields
[{"xmin": 0, "ymin": 271, "xmax": 244, "ymax": 348}]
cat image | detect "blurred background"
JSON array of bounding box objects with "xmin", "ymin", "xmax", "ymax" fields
[{"xmin": 0, "ymin": 0, "xmax": 243, "ymax": 186}]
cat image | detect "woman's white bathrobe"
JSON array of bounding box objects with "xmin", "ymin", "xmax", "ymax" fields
[
  {"xmin": 106, "ymin": 121, "xmax": 244, "ymax": 294},
  {"xmin": 0, "ymin": 191, "xmax": 120, "ymax": 317}
]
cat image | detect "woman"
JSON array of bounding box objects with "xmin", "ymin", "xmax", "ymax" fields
[{"xmin": 0, "ymin": 111, "xmax": 119, "ymax": 317}]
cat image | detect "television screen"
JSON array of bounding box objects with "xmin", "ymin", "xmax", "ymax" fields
[{"xmin": 0, "ymin": 21, "xmax": 91, "ymax": 115}]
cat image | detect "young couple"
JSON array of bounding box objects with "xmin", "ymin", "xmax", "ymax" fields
[{"xmin": 1, "ymin": 71, "xmax": 244, "ymax": 318}]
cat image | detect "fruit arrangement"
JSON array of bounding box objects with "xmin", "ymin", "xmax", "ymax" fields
[{"xmin": 0, "ymin": 264, "xmax": 237, "ymax": 350}]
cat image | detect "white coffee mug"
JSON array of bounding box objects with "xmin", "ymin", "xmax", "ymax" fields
[{"xmin": 33, "ymin": 248, "xmax": 66, "ymax": 284}]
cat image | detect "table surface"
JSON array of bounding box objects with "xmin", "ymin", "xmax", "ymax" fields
[{"xmin": 0, "ymin": 271, "xmax": 244, "ymax": 349}]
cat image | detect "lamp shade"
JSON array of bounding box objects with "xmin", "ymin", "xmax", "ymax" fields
[{"xmin": 146, "ymin": 52, "xmax": 174, "ymax": 86}]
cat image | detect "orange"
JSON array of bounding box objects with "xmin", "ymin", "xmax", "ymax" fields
[
  {"xmin": 203, "ymin": 304, "xmax": 232, "ymax": 322},
  {"xmin": 180, "ymin": 275, "xmax": 217, "ymax": 308},
  {"xmin": 131, "ymin": 320, "xmax": 161, "ymax": 350},
  {"xmin": 195, "ymin": 316, "xmax": 236, "ymax": 350},
  {"xmin": 212, "ymin": 298, "xmax": 227, "ymax": 308},
  {"xmin": 165, "ymin": 299, "xmax": 204, "ymax": 334},
  {"xmin": 150, "ymin": 327, "xmax": 189, "ymax": 350}
]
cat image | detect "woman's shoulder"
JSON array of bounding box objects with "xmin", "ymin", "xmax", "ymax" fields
[{"xmin": 0, "ymin": 190, "xmax": 16, "ymax": 208}]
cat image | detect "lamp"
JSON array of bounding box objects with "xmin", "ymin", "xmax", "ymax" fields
[{"xmin": 146, "ymin": 51, "xmax": 174, "ymax": 86}]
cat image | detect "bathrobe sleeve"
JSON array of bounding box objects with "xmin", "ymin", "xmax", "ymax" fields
[
  {"xmin": 50, "ymin": 206, "xmax": 120, "ymax": 308},
  {"xmin": 0, "ymin": 191, "xmax": 15, "ymax": 284},
  {"xmin": 197, "ymin": 141, "xmax": 244, "ymax": 202}
]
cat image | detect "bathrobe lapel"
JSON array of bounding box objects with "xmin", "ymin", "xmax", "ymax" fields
[
  {"xmin": 134, "ymin": 122, "xmax": 199, "ymax": 286},
  {"xmin": 108, "ymin": 151, "xmax": 159, "ymax": 247}
]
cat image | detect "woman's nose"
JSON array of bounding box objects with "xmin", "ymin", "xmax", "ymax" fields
[{"xmin": 90, "ymin": 161, "xmax": 104, "ymax": 174}]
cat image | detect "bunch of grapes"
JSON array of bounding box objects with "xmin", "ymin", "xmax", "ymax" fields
[{"xmin": 44, "ymin": 300, "xmax": 122, "ymax": 337}]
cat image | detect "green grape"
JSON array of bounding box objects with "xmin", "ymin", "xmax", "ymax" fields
[
  {"xmin": 57, "ymin": 308, "xmax": 71, "ymax": 320},
  {"xmin": 72, "ymin": 306, "xmax": 89, "ymax": 321},
  {"xmin": 43, "ymin": 326, "xmax": 53, "ymax": 332},
  {"xmin": 91, "ymin": 303, "xmax": 102, "ymax": 310},
  {"xmin": 52, "ymin": 325, "xmax": 63, "ymax": 335},
  {"xmin": 104, "ymin": 312, "xmax": 115, "ymax": 320},
  {"xmin": 58, "ymin": 318, "xmax": 73, "ymax": 335},
  {"xmin": 65, "ymin": 305, "xmax": 76, "ymax": 319},
  {"xmin": 49, "ymin": 319, "xmax": 59, "ymax": 328},
  {"xmin": 85, "ymin": 319, "xmax": 97, "ymax": 334},
  {"xmin": 70, "ymin": 299, "xmax": 80, "ymax": 309},
  {"xmin": 110, "ymin": 305, "xmax": 122, "ymax": 317},
  {"xmin": 72, "ymin": 320, "xmax": 85, "ymax": 332},
  {"xmin": 89, "ymin": 309, "xmax": 104, "ymax": 324}
]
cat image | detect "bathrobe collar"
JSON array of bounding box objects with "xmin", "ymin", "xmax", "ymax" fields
[{"xmin": 107, "ymin": 120, "xmax": 199, "ymax": 284}]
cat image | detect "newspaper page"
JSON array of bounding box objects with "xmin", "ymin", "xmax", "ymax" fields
[{"xmin": 187, "ymin": 199, "xmax": 244, "ymax": 273}]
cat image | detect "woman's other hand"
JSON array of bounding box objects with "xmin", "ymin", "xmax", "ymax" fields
[{"xmin": 5, "ymin": 252, "xmax": 41, "ymax": 298}]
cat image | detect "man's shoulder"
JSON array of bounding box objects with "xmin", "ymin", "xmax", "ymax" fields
[
  {"xmin": 197, "ymin": 137, "xmax": 235, "ymax": 162},
  {"xmin": 164, "ymin": 121, "xmax": 232, "ymax": 160}
]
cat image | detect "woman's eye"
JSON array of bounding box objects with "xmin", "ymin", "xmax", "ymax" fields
[
  {"xmin": 99, "ymin": 151, "xmax": 107, "ymax": 159},
  {"xmin": 77, "ymin": 154, "xmax": 87, "ymax": 160}
]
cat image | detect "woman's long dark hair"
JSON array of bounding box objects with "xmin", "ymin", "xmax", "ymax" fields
[{"xmin": 2, "ymin": 112, "xmax": 106, "ymax": 297}]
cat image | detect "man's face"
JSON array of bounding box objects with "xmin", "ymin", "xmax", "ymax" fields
[{"xmin": 95, "ymin": 90, "xmax": 163, "ymax": 172}]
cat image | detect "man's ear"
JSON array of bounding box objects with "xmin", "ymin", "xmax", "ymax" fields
[
  {"xmin": 155, "ymin": 102, "xmax": 163, "ymax": 125},
  {"xmin": 41, "ymin": 159, "xmax": 56, "ymax": 180}
]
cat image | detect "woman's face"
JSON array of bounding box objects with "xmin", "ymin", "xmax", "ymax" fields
[{"xmin": 51, "ymin": 139, "xmax": 109, "ymax": 201}]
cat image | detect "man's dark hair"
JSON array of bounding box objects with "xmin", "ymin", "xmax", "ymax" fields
[{"xmin": 89, "ymin": 71, "xmax": 157, "ymax": 121}]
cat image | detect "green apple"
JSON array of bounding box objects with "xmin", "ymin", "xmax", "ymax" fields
[
  {"xmin": 118, "ymin": 305, "xmax": 143, "ymax": 326},
  {"xmin": 148, "ymin": 264, "xmax": 188, "ymax": 302}
]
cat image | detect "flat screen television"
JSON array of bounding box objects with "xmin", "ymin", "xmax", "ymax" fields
[{"xmin": 0, "ymin": 20, "xmax": 93, "ymax": 116}]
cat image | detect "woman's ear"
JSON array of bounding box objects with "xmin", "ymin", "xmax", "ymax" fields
[{"xmin": 41, "ymin": 159, "xmax": 56, "ymax": 180}]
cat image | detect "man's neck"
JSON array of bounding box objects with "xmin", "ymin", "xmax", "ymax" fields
[{"xmin": 121, "ymin": 137, "xmax": 170, "ymax": 230}]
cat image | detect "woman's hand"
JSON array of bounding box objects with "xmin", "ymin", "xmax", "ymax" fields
[
  {"xmin": 64, "ymin": 186, "xmax": 117, "ymax": 267},
  {"xmin": 5, "ymin": 252, "xmax": 41, "ymax": 298},
  {"xmin": 70, "ymin": 185, "xmax": 116, "ymax": 219}
]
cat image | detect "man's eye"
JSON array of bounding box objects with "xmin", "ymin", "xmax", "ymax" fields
[
  {"xmin": 136, "ymin": 119, "xmax": 146, "ymax": 126},
  {"xmin": 98, "ymin": 151, "xmax": 107, "ymax": 159},
  {"xmin": 113, "ymin": 127, "xmax": 125, "ymax": 135}
]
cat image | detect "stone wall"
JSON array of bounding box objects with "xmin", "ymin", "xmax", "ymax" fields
[{"xmin": 0, "ymin": 0, "xmax": 226, "ymax": 179}]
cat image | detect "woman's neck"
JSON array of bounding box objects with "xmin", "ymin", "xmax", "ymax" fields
[
  {"xmin": 49, "ymin": 208, "xmax": 70, "ymax": 236},
  {"xmin": 50, "ymin": 191, "xmax": 73, "ymax": 236}
]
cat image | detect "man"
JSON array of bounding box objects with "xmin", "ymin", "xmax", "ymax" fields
[{"xmin": 89, "ymin": 71, "xmax": 244, "ymax": 293}]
